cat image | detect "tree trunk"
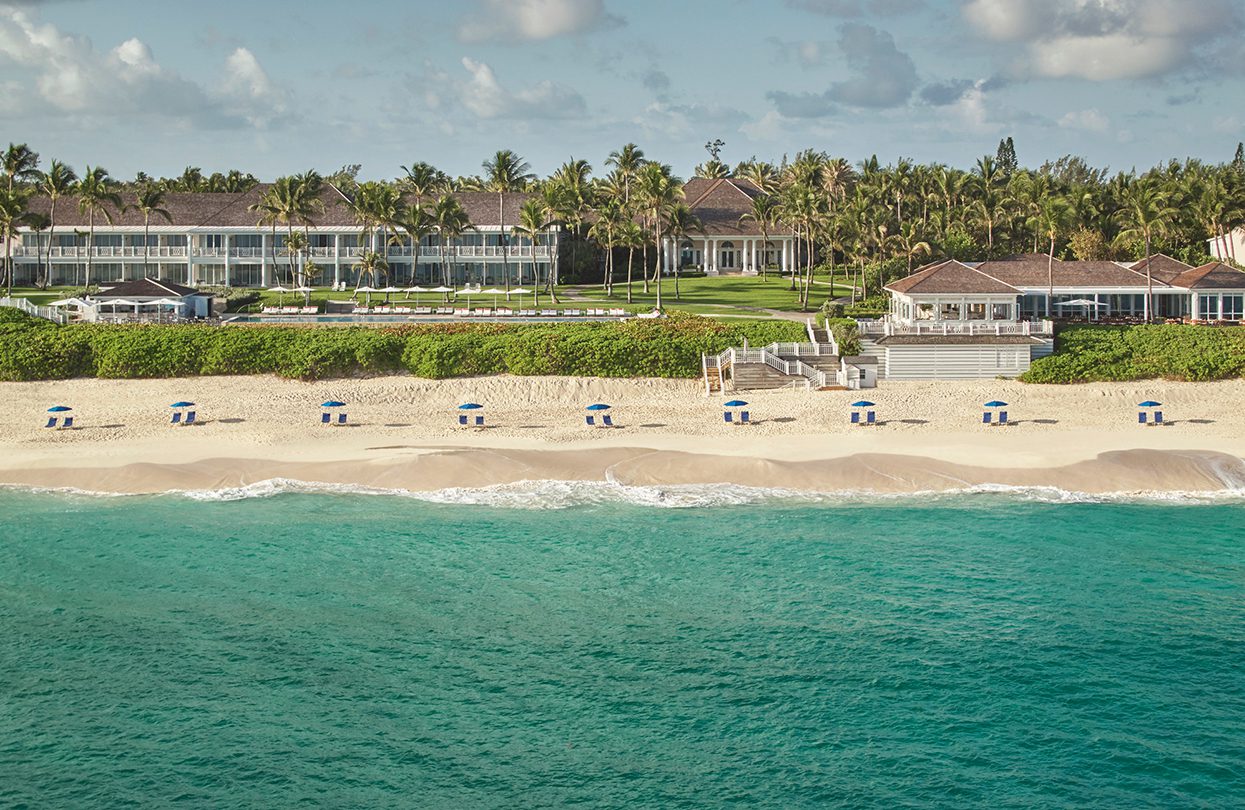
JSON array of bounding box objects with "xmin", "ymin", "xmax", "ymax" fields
[
  {"xmin": 144, "ymin": 216, "xmax": 151, "ymax": 278},
  {"xmin": 626, "ymin": 246, "xmax": 634, "ymax": 304},
  {"xmin": 1145, "ymin": 234, "xmax": 1153, "ymax": 322},
  {"xmin": 654, "ymin": 223, "xmax": 663, "ymax": 311},
  {"xmin": 1047, "ymin": 236, "xmax": 1055, "ymax": 318},
  {"xmin": 86, "ymin": 210, "xmax": 95, "ymax": 290}
]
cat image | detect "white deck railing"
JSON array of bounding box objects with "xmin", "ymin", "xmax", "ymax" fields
[
  {"xmin": 0, "ymin": 296, "xmax": 68, "ymax": 324},
  {"xmin": 856, "ymin": 318, "xmax": 1054, "ymax": 337}
]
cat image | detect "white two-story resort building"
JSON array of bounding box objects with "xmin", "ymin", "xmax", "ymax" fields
[
  {"xmin": 9, "ymin": 177, "xmax": 801, "ymax": 290},
  {"xmin": 864, "ymin": 254, "xmax": 1245, "ymax": 380},
  {"xmin": 10, "ymin": 185, "xmax": 560, "ymax": 289}
]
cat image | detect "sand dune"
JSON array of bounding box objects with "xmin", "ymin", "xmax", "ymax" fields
[{"xmin": 2, "ymin": 375, "xmax": 1245, "ymax": 495}]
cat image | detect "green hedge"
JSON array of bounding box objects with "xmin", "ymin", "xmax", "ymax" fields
[
  {"xmin": 824, "ymin": 318, "xmax": 862, "ymax": 357},
  {"xmin": 0, "ymin": 313, "xmax": 806, "ymax": 381},
  {"xmin": 1021, "ymin": 324, "xmax": 1245, "ymax": 383}
]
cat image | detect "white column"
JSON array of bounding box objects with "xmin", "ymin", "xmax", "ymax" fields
[
  {"xmin": 187, "ymin": 236, "xmax": 195, "ymax": 286},
  {"xmin": 711, "ymin": 239, "xmax": 719, "ymax": 274},
  {"xmin": 333, "ymin": 233, "xmax": 342, "ymax": 287},
  {"xmin": 701, "ymin": 239, "xmax": 710, "ymax": 273},
  {"xmin": 224, "ymin": 234, "xmax": 232, "ymax": 288},
  {"xmin": 781, "ymin": 239, "xmax": 789, "ymax": 276},
  {"xmin": 261, "ymin": 233, "xmax": 270, "ymax": 287}
]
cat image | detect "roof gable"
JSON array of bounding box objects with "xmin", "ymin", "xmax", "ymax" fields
[
  {"xmin": 1130, "ymin": 253, "xmax": 1192, "ymax": 283},
  {"xmin": 886, "ymin": 260, "xmax": 1019, "ymax": 295},
  {"xmin": 94, "ymin": 279, "xmax": 202, "ymax": 298},
  {"xmin": 1170, "ymin": 262, "xmax": 1245, "ymax": 290}
]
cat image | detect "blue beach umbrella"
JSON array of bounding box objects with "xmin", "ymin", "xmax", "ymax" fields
[
  {"xmin": 723, "ymin": 400, "xmax": 748, "ymax": 408},
  {"xmin": 458, "ymin": 403, "xmax": 484, "ymax": 410},
  {"xmin": 1138, "ymin": 400, "xmax": 1162, "ymax": 408},
  {"xmin": 586, "ymin": 403, "xmax": 611, "ymax": 411},
  {"xmin": 47, "ymin": 405, "xmax": 72, "ymax": 412},
  {"xmin": 984, "ymin": 400, "xmax": 1008, "ymax": 408},
  {"xmin": 321, "ymin": 400, "xmax": 346, "ymax": 408},
  {"xmin": 851, "ymin": 400, "xmax": 875, "ymax": 408},
  {"xmin": 170, "ymin": 401, "xmax": 195, "ymax": 408}
]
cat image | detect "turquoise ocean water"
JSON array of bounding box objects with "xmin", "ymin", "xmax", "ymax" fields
[{"xmin": 1, "ymin": 486, "xmax": 1243, "ymax": 808}]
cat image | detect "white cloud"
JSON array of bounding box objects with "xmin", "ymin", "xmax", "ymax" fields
[
  {"xmin": 457, "ymin": 0, "xmax": 622, "ymax": 43},
  {"xmin": 962, "ymin": 0, "xmax": 1240, "ymax": 81},
  {"xmin": 425, "ymin": 57, "xmax": 586, "ymax": 120},
  {"xmin": 1059, "ymin": 108, "xmax": 1110, "ymax": 132},
  {"xmin": 740, "ymin": 110, "xmax": 784, "ymax": 141},
  {"xmin": 0, "ymin": 7, "xmax": 287, "ymax": 128}
]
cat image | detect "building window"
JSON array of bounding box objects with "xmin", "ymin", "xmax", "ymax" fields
[
  {"xmin": 991, "ymin": 303, "xmax": 1011, "ymax": 320},
  {"xmin": 940, "ymin": 302, "xmax": 962, "ymax": 320},
  {"xmin": 966, "ymin": 303, "xmax": 987, "ymax": 320},
  {"xmin": 1223, "ymin": 295, "xmax": 1243, "ymax": 320},
  {"xmin": 916, "ymin": 303, "xmax": 934, "ymax": 320},
  {"xmin": 720, "ymin": 241, "xmax": 736, "ymax": 269}
]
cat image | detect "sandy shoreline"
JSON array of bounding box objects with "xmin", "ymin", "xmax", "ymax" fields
[{"xmin": 2, "ymin": 375, "xmax": 1245, "ymax": 496}]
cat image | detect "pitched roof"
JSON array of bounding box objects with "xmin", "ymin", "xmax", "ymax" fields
[
  {"xmin": 94, "ymin": 279, "xmax": 203, "ymax": 298},
  {"xmin": 1168, "ymin": 262, "xmax": 1245, "ymax": 290},
  {"xmin": 21, "ymin": 184, "xmax": 538, "ymax": 230},
  {"xmin": 977, "ymin": 257, "xmax": 1166, "ymax": 288},
  {"xmin": 682, "ymin": 178, "xmax": 771, "ymax": 237},
  {"xmin": 886, "ymin": 260, "xmax": 1019, "ymax": 295},
  {"xmin": 1129, "ymin": 253, "xmax": 1193, "ymax": 283}
]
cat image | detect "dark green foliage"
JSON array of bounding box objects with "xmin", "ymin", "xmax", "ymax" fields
[
  {"xmin": 824, "ymin": 318, "xmax": 862, "ymax": 357},
  {"xmin": 0, "ymin": 314, "xmax": 806, "ymax": 381},
  {"xmin": 1021, "ymin": 324, "xmax": 1245, "ymax": 383},
  {"xmin": 843, "ymin": 294, "xmax": 889, "ymax": 318}
]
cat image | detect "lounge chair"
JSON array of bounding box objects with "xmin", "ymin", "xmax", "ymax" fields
[
  {"xmin": 300, "ymin": 307, "xmax": 317, "ymax": 314},
  {"xmin": 724, "ymin": 412, "xmax": 733, "ymax": 423},
  {"xmin": 459, "ymin": 414, "xmax": 468, "ymax": 426},
  {"xmin": 998, "ymin": 411, "xmax": 1008, "ymax": 425},
  {"xmin": 352, "ymin": 307, "xmax": 369, "ymax": 314},
  {"xmin": 866, "ymin": 411, "xmax": 876, "ymax": 425},
  {"xmin": 602, "ymin": 414, "xmax": 613, "ymax": 427},
  {"xmin": 171, "ymin": 411, "xmax": 182, "ymax": 425},
  {"xmin": 474, "ymin": 415, "xmax": 484, "ymax": 427},
  {"xmin": 415, "ymin": 307, "xmax": 432, "ymax": 315},
  {"xmin": 1138, "ymin": 412, "xmax": 1147, "ymax": 424},
  {"xmin": 44, "ymin": 416, "xmax": 57, "ymax": 429},
  {"xmin": 609, "ymin": 309, "xmax": 626, "ymax": 316},
  {"xmin": 983, "ymin": 412, "xmax": 992, "ymax": 424},
  {"xmin": 497, "ymin": 308, "xmax": 513, "ymax": 316},
  {"xmin": 185, "ymin": 411, "xmax": 197, "ymax": 426},
  {"xmin": 739, "ymin": 410, "xmax": 751, "ymax": 425},
  {"xmin": 322, "ymin": 412, "xmax": 331, "ymax": 424},
  {"xmin": 851, "ymin": 412, "xmax": 860, "ymax": 424},
  {"xmin": 337, "ymin": 413, "xmax": 347, "ymax": 425},
  {"xmin": 540, "ymin": 309, "xmax": 557, "ymax": 316},
  {"xmin": 60, "ymin": 417, "xmax": 73, "ymax": 429},
  {"xmin": 586, "ymin": 415, "xmax": 596, "ymax": 426},
  {"xmin": 1154, "ymin": 411, "xmax": 1163, "ymax": 425}
]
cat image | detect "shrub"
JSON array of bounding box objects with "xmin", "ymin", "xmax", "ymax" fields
[
  {"xmin": 825, "ymin": 318, "xmax": 862, "ymax": 357},
  {"xmin": 0, "ymin": 314, "xmax": 809, "ymax": 382},
  {"xmin": 1021, "ymin": 324, "xmax": 1245, "ymax": 383}
]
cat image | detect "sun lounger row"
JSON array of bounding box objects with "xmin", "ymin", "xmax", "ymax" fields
[{"xmin": 262, "ymin": 306, "xmax": 318, "ymax": 314}]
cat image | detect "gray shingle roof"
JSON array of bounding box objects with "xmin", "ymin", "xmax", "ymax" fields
[
  {"xmin": 1169, "ymin": 261, "xmax": 1245, "ymax": 290},
  {"xmin": 886, "ymin": 260, "xmax": 1019, "ymax": 295},
  {"xmin": 94, "ymin": 279, "xmax": 203, "ymax": 298},
  {"xmin": 21, "ymin": 184, "xmax": 538, "ymax": 230}
]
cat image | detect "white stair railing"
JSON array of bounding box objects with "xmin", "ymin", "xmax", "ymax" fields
[{"xmin": 0, "ymin": 296, "xmax": 68, "ymax": 324}]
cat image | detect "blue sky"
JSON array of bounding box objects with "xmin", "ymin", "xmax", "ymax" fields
[{"xmin": 1, "ymin": 0, "xmax": 1242, "ymax": 180}]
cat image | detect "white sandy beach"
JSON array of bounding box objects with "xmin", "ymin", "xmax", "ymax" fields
[{"xmin": 2, "ymin": 375, "xmax": 1245, "ymax": 496}]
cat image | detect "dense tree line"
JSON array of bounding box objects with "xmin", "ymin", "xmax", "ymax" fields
[{"xmin": 3, "ymin": 140, "xmax": 1243, "ymax": 308}]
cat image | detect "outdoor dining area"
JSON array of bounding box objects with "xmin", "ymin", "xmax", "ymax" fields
[{"xmin": 259, "ymin": 284, "xmax": 628, "ymax": 319}]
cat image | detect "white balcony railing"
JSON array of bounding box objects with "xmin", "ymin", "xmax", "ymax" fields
[
  {"xmin": 16, "ymin": 245, "xmax": 190, "ymax": 259},
  {"xmin": 856, "ymin": 318, "xmax": 1054, "ymax": 337}
]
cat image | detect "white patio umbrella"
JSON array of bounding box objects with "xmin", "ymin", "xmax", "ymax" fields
[
  {"xmin": 150, "ymin": 297, "xmax": 182, "ymax": 322},
  {"xmin": 380, "ymin": 286, "xmax": 400, "ymax": 304},
  {"xmin": 405, "ymin": 286, "xmax": 428, "ymax": 305},
  {"xmin": 1055, "ymin": 299, "xmax": 1106, "ymax": 307},
  {"xmin": 428, "ymin": 285, "xmax": 453, "ymax": 305},
  {"xmin": 267, "ymin": 285, "xmax": 291, "ymax": 306},
  {"xmin": 480, "ymin": 288, "xmax": 506, "ymax": 307},
  {"xmin": 509, "ymin": 287, "xmax": 532, "ymax": 309},
  {"xmin": 355, "ymin": 285, "xmax": 378, "ymax": 305}
]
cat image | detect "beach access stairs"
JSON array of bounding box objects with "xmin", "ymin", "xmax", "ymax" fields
[
  {"xmin": 702, "ymin": 320, "xmax": 877, "ymax": 394},
  {"xmin": 0, "ymin": 296, "xmax": 69, "ymax": 324}
]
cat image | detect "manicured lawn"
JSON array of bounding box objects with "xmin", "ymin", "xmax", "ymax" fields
[
  {"xmin": 565, "ymin": 274, "xmax": 856, "ymax": 316},
  {"xmin": 4, "ymin": 287, "xmax": 69, "ymax": 306}
]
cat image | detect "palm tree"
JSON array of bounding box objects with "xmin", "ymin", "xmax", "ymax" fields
[
  {"xmin": 432, "ymin": 194, "xmax": 471, "ymax": 291},
  {"xmin": 482, "ymin": 150, "xmax": 535, "ymax": 290},
  {"xmin": 38, "ymin": 160, "xmax": 77, "ymax": 285},
  {"xmin": 24, "ymin": 212, "xmax": 50, "ymax": 289},
  {"xmin": 971, "ymin": 154, "xmax": 1007, "ymax": 252},
  {"xmin": 1115, "ymin": 180, "xmax": 1177, "ymax": 320},
  {"xmin": 616, "ymin": 220, "xmax": 644, "ymax": 304},
  {"xmin": 895, "ymin": 220, "xmax": 932, "ymax": 273},
  {"xmin": 538, "ymin": 182, "xmax": 571, "ymax": 303},
  {"xmin": 589, "ymin": 198, "xmax": 623, "ymax": 296},
  {"xmin": 0, "ymin": 187, "xmax": 30, "ymax": 296},
  {"xmin": 401, "ymin": 161, "xmax": 449, "ymax": 208},
  {"xmin": 636, "ymin": 163, "xmax": 682, "ymax": 311},
  {"xmin": 605, "ymin": 143, "xmax": 646, "ymax": 209},
  {"xmin": 512, "ymin": 197, "xmax": 549, "ymax": 306},
  {"xmin": 3, "ymin": 143, "xmax": 40, "ymax": 194},
  {"xmin": 552, "ymin": 158, "xmax": 595, "ymax": 293},
  {"xmin": 740, "ymin": 194, "xmax": 778, "ymax": 280},
  {"xmin": 133, "ymin": 182, "xmax": 172, "ymax": 277},
  {"xmin": 76, "ymin": 166, "xmax": 123, "ymax": 289},
  {"xmin": 1030, "ymin": 196, "xmax": 1070, "ymax": 316},
  {"xmin": 352, "ymin": 250, "xmax": 389, "ymax": 291},
  {"xmin": 392, "ymin": 202, "xmax": 434, "ymax": 287},
  {"xmin": 664, "ymin": 203, "xmax": 702, "ymax": 300},
  {"xmin": 249, "ymin": 184, "xmax": 283, "ymax": 286}
]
